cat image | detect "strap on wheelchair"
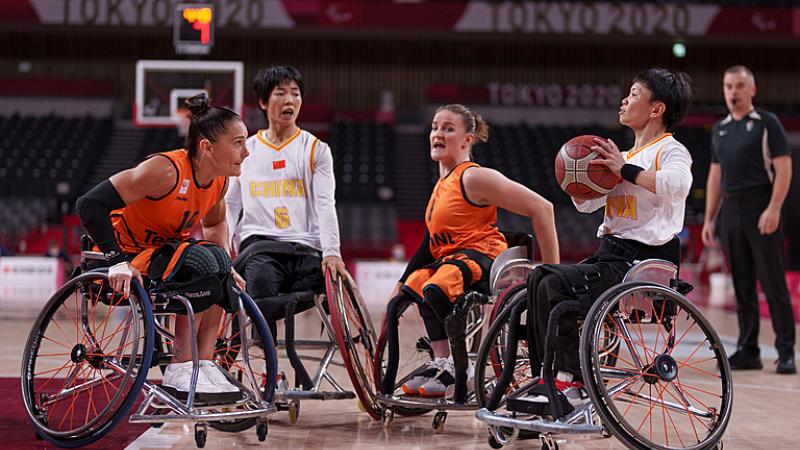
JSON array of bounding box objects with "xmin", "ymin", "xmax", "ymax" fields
[
  {"xmin": 440, "ymin": 258, "xmax": 474, "ymax": 288},
  {"xmin": 148, "ymin": 240, "xmax": 238, "ymax": 314},
  {"xmin": 444, "ymin": 291, "xmax": 480, "ymax": 404},
  {"xmin": 542, "ymin": 300, "xmax": 583, "ymax": 419},
  {"xmin": 487, "ymin": 297, "xmax": 528, "ymax": 411},
  {"xmin": 381, "ymin": 293, "xmax": 414, "ymax": 395},
  {"xmin": 281, "ymin": 291, "xmax": 315, "ymax": 390}
]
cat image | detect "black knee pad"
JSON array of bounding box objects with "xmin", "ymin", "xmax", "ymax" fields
[
  {"xmin": 418, "ymin": 302, "xmax": 448, "ymax": 342},
  {"xmin": 421, "ymin": 285, "xmax": 452, "ymax": 321}
]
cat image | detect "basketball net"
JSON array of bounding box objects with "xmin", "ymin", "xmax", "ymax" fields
[{"xmin": 171, "ymin": 108, "xmax": 190, "ymax": 137}]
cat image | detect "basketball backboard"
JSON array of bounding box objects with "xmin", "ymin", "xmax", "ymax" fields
[{"xmin": 134, "ymin": 60, "xmax": 243, "ymax": 127}]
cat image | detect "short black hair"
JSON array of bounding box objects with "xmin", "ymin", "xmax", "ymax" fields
[
  {"xmin": 253, "ymin": 65, "xmax": 304, "ymax": 102},
  {"xmin": 633, "ymin": 67, "xmax": 693, "ymax": 130}
]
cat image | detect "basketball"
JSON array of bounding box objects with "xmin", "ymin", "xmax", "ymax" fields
[{"xmin": 554, "ymin": 135, "xmax": 621, "ymax": 200}]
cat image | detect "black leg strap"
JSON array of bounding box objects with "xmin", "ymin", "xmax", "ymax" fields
[
  {"xmin": 381, "ymin": 294, "xmax": 413, "ymax": 395},
  {"xmin": 542, "ymin": 300, "xmax": 583, "ymax": 419},
  {"xmin": 283, "ymin": 293, "xmax": 314, "ymax": 390},
  {"xmin": 444, "ymin": 293, "xmax": 478, "ymax": 404}
]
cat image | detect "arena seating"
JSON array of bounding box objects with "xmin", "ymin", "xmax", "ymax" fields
[
  {"xmin": 0, "ymin": 114, "xmax": 110, "ymax": 197},
  {"xmin": 329, "ymin": 120, "xmax": 395, "ymax": 202},
  {"xmin": 0, "ymin": 114, "xmax": 111, "ymax": 244}
]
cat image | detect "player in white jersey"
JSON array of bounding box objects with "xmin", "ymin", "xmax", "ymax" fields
[
  {"xmin": 521, "ymin": 68, "xmax": 694, "ymax": 413},
  {"xmin": 225, "ymin": 66, "xmax": 345, "ymax": 354}
]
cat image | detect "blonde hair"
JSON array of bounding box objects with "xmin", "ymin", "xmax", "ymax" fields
[{"xmin": 435, "ymin": 104, "xmax": 489, "ymax": 144}]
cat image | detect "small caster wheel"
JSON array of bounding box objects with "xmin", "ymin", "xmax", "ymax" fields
[
  {"xmin": 150, "ymin": 408, "xmax": 165, "ymax": 428},
  {"xmin": 714, "ymin": 442, "xmax": 724, "ymax": 450},
  {"xmin": 256, "ymin": 420, "xmax": 268, "ymax": 441},
  {"xmin": 432, "ymin": 411, "xmax": 447, "ymax": 433},
  {"xmin": 488, "ymin": 434, "xmax": 503, "ymax": 449},
  {"xmin": 540, "ymin": 434, "xmax": 558, "ymax": 450},
  {"xmin": 600, "ymin": 425, "xmax": 612, "ymax": 438},
  {"xmin": 288, "ymin": 400, "xmax": 300, "ymax": 425},
  {"xmin": 194, "ymin": 425, "xmax": 207, "ymax": 448},
  {"xmin": 381, "ymin": 408, "xmax": 394, "ymax": 428}
]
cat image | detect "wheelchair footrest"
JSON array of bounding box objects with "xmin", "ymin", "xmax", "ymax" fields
[
  {"xmin": 506, "ymin": 393, "xmax": 574, "ymax": 417},
  {"xmin": 160, "ymin": 385, "xmax": 246, "ymax": 406}
]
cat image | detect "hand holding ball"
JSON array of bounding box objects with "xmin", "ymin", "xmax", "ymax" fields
[{"xmin": 554, "ymin": 135, "xmax": 621, "ymax": 200}]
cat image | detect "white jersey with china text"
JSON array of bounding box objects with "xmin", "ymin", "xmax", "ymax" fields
[
  {"xmin": 225, "ymin": 128, "xmax": 341, "ymax": 257},
  {"xmin": 574, "ymin": 133, "xmax": 692, "ymax": 246}
]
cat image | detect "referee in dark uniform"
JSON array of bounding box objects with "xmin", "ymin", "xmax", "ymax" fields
[{"xmin": 702, "ymin": 65, "xmax": 796, "ymax": 374}]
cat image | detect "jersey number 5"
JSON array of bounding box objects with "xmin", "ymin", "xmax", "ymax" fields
[{"xmin": 275, "ymin": 207, "xmax": 290, "ymax": 229}]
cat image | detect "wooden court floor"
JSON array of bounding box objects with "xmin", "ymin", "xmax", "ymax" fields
[{"xmin": 3, "ymin": 303, "xmax": 799, "ymax": 449}]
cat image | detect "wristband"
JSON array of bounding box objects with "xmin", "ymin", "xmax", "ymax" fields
[
  {"xmin": 620, "ymin": 164, "xmax": 645, "ymax": 184},
  {"xmin": 108, "ymin": 261, "xmax": 132, "ymax": 278}
]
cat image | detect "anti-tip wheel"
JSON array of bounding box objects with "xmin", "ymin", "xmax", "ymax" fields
[
  {"xmin": 381, "ymin": 408, "xmax": 394, "ymax": 428},
  {"xmin": 432, "ymin": 411, "xmax": 447, "ymax": 433},
  {"xmin": 288, "ymin": 400, "xmax": 300, "ymax": 425},
  {"xmin": 256, "ymin": 420, "xmax": 268, "ymax": 441}
]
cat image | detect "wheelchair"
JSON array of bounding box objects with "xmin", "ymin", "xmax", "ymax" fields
[
  {"xmin": 231, "ymin": 250, "xmax": 381, "ymax": 423},
  {"xmin": 372, "ymin": 233, "xmax": 538, "ymax": 433},
  {"xmin": 20, "ymin": 237, "xmax": 278, "ymax": 448},
  {"xmin": 474, "ymin": 259, "xmax": 734, "ymax": 450}
]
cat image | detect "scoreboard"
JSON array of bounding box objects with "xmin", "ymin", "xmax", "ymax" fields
[{"xmin": 173, "ymin": 3, "xmax": 215, "ymax": 55}]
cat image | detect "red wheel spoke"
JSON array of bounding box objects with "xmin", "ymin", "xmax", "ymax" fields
[
  {"xmin": 49, "ymin": 318, "xmax": 75, "ymax": 348},
  {"xmin": 663, "ymin": 382, "xmax": 705, "ymax": 442}
]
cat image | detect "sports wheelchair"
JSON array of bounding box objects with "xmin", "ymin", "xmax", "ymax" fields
[
  {"xmin": 474, "ymin": 259, "xmax": 734, "ymax": 450},
  {"xmin": 230, "ymin": 248, "xmax": 381, "ymax": 423},
  {"xmin": 372, "ymin": 233, "xmax": 538, "ymax": 432},
  {"xmin": 21, "ymin": 237, "xmax": 277, "ymax": 448}
]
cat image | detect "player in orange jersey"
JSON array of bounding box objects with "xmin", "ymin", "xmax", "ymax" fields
[
  {"xmin": 76, "ymin": 94, "xmax": 249, "ymax": 401},
  {"xmin": 383, "ymin": 104, "xmax": 559, "ymax": 397}
]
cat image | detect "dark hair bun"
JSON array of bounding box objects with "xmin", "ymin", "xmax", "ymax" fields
[{"xmin": 184, "ymin": 93, "xmax": 211, "ymax": 117}]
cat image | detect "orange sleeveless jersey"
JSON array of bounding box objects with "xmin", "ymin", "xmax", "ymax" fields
[
  {"xmin": 425, "ymin": 162, "xmax": 507, "ymax": 260},
  {"xmin": 111, "ymin": 149, "xmax": 227, "ymax": 255}
]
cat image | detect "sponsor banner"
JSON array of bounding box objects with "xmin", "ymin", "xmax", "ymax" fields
[
  {"xmin": 353, "ymin": 260, "xmax": 405, "ymax": 311},
  {"xmin": 428, "ymin": 82, "xmax": 623, "ymax": 109},
  {"xmin": 0, "ymin": 257, "xmax": 62, "ymax": 314},
  {"xmin": 4, "ymin": 1, "xmax": 800, "ymax": 38}
]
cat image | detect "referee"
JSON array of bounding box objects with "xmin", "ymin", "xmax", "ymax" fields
[{"xmin": 702, "ymin": 65, "xmax": 796, "ymax": 374}]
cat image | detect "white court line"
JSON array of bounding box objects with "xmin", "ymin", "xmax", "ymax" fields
[{"xmin": 125, "ymin": 426, "xmax": 182, "ymax": 449}]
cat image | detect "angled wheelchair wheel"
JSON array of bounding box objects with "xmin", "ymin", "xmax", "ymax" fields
[
  {"xmin": 372, "ymin": 296, "xmax": 434, "ymax": 417},
  {"xmin": 474, "ymin": 282, "xmax": 533, "ymax": 409},
  {"xmin": 210, "ymin": 292, "xmax": 278, "ymax": 432},
  {"xmin": 580, "ymin": 282, "xmax": 733, "ymax": 450},
  {"xmin": 21, "ymin": 272, "xmax": 154, "ymax": 448},
  {"xmin": 325, "ymin": 271, "xmax": 382, "ymax": 420}
]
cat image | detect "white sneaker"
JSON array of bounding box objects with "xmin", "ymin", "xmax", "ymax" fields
[
  {"xmin": 200, "ymin": 360, "xmax": 240, "ymax": 393},
  {"xmin": 162, "ymin": 361, "xmax": 219, "ymax": 395},
  {"xmin": 418, "ymin": 357, "xmax": 456, "ymax": 397}
]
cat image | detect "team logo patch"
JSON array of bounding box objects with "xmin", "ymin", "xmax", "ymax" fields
[
  {"xmin": 273, "ymin": 160, "xmax": 286, "ymax": 170},
  {"xmin": 746, "ymin": 120, "xmax": 754, "ymax": 132},
  {"xmin": 179, "ymin": 179, "xmax": 190, "ymax": 194}
]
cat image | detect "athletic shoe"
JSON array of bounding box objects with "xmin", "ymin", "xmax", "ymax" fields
[
  {"xmin": 200, "ymin": 360, "xmax": 240, "ymax": 393},
  {"xmin": 401, "ymin": 360, "xmax": 441, "ymax": 395},
  {"xmin": 418, "ymin": 357, "xmax": 456, "ymax": 397},
  {"xmin": 776, "ymin": 356, "xmax": 797, "ymax": 374},
  {"xmin": 506, "ymin": 371, "xmax": 588, "ymax": 415},
  {"xmin": 162, "ymin": 360, "xmax": 219, "ymax": 398},
  {"xmin": 728, "ymin": 350, "xmax": 763, "ymax": 370}
]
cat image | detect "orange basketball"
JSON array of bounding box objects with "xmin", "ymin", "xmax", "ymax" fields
[{"xmin": 554, "ymin": 135, "xmax": 621, "ymax": 200}]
